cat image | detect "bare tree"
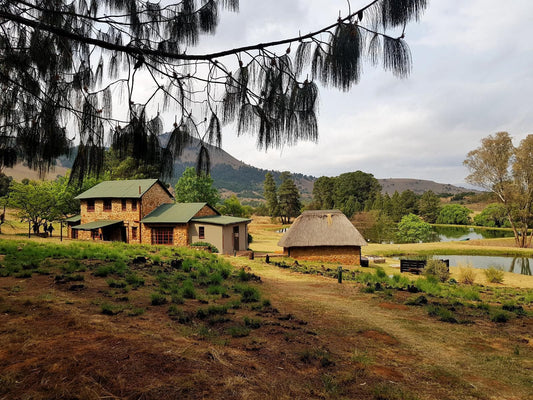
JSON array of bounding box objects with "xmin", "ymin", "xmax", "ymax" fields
[
  {"xmin": 464, "ymin": 132, "xmax": 533, "ymax": 248},
  {"xmin": 0, "ymin": 0, "xmax": 427, "ymax": 183}
]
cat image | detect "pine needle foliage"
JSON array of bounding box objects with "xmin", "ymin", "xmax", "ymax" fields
[{"xmin": 0, "ymin": 0, "xmax": 427, "ymax": 183}]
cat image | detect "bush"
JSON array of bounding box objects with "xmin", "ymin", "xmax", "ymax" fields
[
  {"xmin": 490, "ymin": 311, "xmax": 509, "ymax": 323},
  {"xmin": 458, "ymin": 265, "xmax": 476, "ymax": 285},
  {"xmin": 150, "ymin": 293, "xmax": 167, "ymax": 306},
  {"xmin": 234, "ymin": 284, "xmax": 260, "ymax": 303},
  {"xmin": 181, "ymin": 280, "xmax": 196, "ymax": 299},
  {"xmin": 484, "ymin": 267, "xmax": 504, "ymax": 283},
  {"xmin": 190, "ymin": 241, "xmax": 219, "ymax": 253},
  {"xmin": 424, "ymin": 260, "xmax": 450, "ymax": 282},
  {"xmin": 426, "ymin": 305, "xmax": 457, "ymax": 323}
]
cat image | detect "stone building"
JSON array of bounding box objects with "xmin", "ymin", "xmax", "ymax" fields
[
  {"xmin": 277, "ymin": 210, "xmax": 367, "ymax": 264},
  {"xmin": 70, "ymin": 179, "xmax": 250, "ymax": 254}
]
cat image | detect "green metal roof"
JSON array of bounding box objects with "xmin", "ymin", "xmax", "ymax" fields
[
  {"xmin": 191, "ymin": 215, "xmax": 251, "ymax": 226},
  {"xmin": 75, "ymin": 179, "xmax": 172, "ymax": 200},
  {"xmin": 141, "ymin": 203, "xmax": 218, "ymax": 224},
  {"xmin": 72, "ymin": 220, "xmax": 123, "ymax": 231},
  {"xmin": 65, "ymin": 215, "xmax": 81, "ymax": 223}
]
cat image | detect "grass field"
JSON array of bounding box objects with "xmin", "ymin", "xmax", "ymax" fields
[{"xmin": 0, "ymin": 217, "xmax": 532, "ymax": 399}]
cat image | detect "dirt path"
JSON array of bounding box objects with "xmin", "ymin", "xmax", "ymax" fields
[{"xmin": 246, "ymin": 261, "xmax": 533, "ymax": 400}]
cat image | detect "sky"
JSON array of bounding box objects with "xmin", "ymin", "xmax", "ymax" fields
[{"xmin": 180, "ymin": 0, "xmax": 533, "ymax": 186}]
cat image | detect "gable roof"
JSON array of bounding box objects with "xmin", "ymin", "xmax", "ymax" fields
[
  {"xmin": 75, "ymin": 179, "xmax": 172, "ymax": 200},
  {"xmin": 141, "ymin": 203, "xmax": 219, "ymax": 224},
  {"xmin": 278, "ymin": 210, "xmax": 367, "ymax": 248},
  {"xmin": 191, "ymin": 215, "xmax": 251, "ymax": 226}
]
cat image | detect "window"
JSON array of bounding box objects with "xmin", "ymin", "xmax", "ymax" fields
[
  {"xmin": 151, "ymin": 227, "xmax": 173, "ymax": 245},
  {"xmin": 71, "ymin": 229, "xmax": 78, "ymax": 239},
  {"xmin": 131, "ymin": 226, "xmax": 138, "ymax": 240},
  {"xmin": 103, "ymin": 199, "xmax": 112, "ymax": 211},
  {"xmin": 199, "ymin": 226, "xmax": 205, "ymax": 239},
  {"xmin": 121, "ymin": 199, "xmax": 127, "ymax": 211},
  {"xmin": 132, "ymin": 200, "xmax": 137, "ymax": 211},
  {"xmin": 87, "ymin": 199, "xmax": 95, "ymax": 212}
]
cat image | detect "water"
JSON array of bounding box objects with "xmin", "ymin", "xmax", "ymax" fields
[
  {"xmin": 433, "ymin": 255, "xmax": 532, "ymax": 276},
  {"xmin": 431, "ymin": 226, "xmax": 515, "ymax": 242}
]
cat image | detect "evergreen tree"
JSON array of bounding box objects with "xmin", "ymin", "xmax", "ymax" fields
[
  {"xmin": 263, "ymin": 172, "xmax": 279, "ymax": 219},
  {"xmin": 0, "ymin": 1, "xmax": 427, "ymax": 182},
  {"xmin": 278, "ymin": 172, "xmax": 301, "ymax": 224},
  {"xmin": 312, "ymin": 176, "xmax": 335, "ymax": 209},
  {"xmin": 418, "ymin": 190, "xmax": 441, "ymax": 223}
]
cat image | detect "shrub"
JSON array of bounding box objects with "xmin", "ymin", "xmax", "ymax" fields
[
  {"xmin": 227, "ymin": 325, "xmax": 250, "ymax": 338},
  {"xmin": 234, "ymin": 284, "xmax": 260, "ymax": 303},
  {"xmin": 94, "ymin": 265, "xmax": 113, "ymax": 277},
  {"xmin": 405, "ymin": 295, "xmax": 428, "ymax": 306},
  {"xmin": 101, "ymin": 302, "xmax": 120, "ymax": 315},
  {"xmin": 458, "ymin": 265, "xmax": 476, "ymax": 285},
  {"xmin": 490, "ymin": 311, "xmax": 509, "ymax": 323},
  {"xmin": 484, "ymin": 267, "xmax": 504, "ymax": 283},
  {"xmin": 125, "ymin": 273, "xmax": 145, "ymax": 288},
  {"xmin": 190, "ymin": 241, "xmax": 219, "ymax": 253},
  {"xmin": 243, "ymin": 316, "xmax": 262, "ymax": 329},
  {"xmin": 426, "ymin": 305, "xmax": 457, "ymax": 323},
  {"xmin": 181, "ymin": 280, "xmax": 196, "ymax": 299},
  {"xmin": 150, "ymin": 293, "xmax": 167, "ymax": 306},
  {"xmin": 375, "ymin": 267, "xmax": 387, "ymax": 279},
  {"xmin": 424, "ymin": 260, "xmax": 450, "ymax": 282}
]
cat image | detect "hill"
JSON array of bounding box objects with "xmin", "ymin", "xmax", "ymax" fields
[
  {"xmin": 4, "ymin": 138, "xmax": 472, "ymax": 201},
  {"xmin": 378, "ymin": 178, "xmax": 472, "ymax": 195}
]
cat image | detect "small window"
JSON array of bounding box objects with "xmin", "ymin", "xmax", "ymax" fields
[
  {"xmin": 121, "ymin": 199, "xmax": 127, "ymax": 211},
  {"xmin": 103, "ymin": 199, "xmax": 112, "ymax": 211},
  {"xmin": 132, "ymin": 200, "xmax": 137, "ymax": 211},
  {"xmin": 87, "ymin": 200, "xmax": 95, "ymax": 212},
  {"xmin": 131, "ymin": 226, "xmax": 138, "ymax": 240},
  {"xmin": 199, "ymin": 226, "xmax": 205, "ymax": 239},
  {"xmin": 71, "ymin": 229, "xmax": 78, "ymax": 239},
  {"xmin": 151, "ymin": 227, "xmax": 173, "ymax": 245}
]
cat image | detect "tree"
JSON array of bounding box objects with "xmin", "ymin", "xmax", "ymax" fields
[
  {"xmin": 277, "ymin": 172, "xmax": 301, "ymax": 224},
  {"xmin": 473, "ymin": 203, "xmax": 510, "ymax": 228},
  {"xmin": 218, "ymin": 195, "xmax": 251, "ymax": 218},
  {"xmin": 312, "ymin": 176, "xmax": 335, "ymax": 209},
  {"xmin": 464, "ymin": 132, "xmax": 533, "ymax": 247},
  {"xmin": 436, "ymin": 204, "xmax": 472, "ymax": 225},
  {"xmin": 0, "ymin": 1, "xmax": 427, "ymax": 183},
  {"xmin": 263, "ymin": 172, "xmax": 279, "ymax": 219},
  {"xmin": 396, "ymin": 213, "xmax": 432, "ymax": 243},
  {"xmin": 333, "ymin": 171, "xmax": 381, "ymax": 216},
  {"xmin": 174, "ymin": 167, "xmax": 220, "ymax": 206},
  {"xmin": 418, "ymin": 190, "xmax": 441, "ymax": 223},
  {"xmin": 8, "ymin": 180, "xmax": 61, "ymax": 233}
]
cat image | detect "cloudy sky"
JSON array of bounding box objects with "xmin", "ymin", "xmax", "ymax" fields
[{"xmin": 184, "ymin": 0, "xmax": 531, "ymax": 186}]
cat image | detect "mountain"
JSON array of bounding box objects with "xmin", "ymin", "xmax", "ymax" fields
[
  {"xmin": 377, "ymin": 178, "xmax": 473, "ymax": 195},
  {"xmin": 4, "ymin": 137, "xmax": 473, "ymax": 201}
]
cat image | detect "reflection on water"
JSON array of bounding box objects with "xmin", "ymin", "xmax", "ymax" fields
[
  {"xmin": 433, "ymin": 255, "xmax": 532, "ymax": 275},
  {"xmin": 432, "ymin": 226, "xmax": 515, "ymax": 242}
]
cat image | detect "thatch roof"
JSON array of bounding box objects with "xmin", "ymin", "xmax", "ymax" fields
[{"xmin": 278, "ymin": 210, "xmax": 367, "ymax": 248}]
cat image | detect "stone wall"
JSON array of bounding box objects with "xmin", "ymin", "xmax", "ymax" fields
[
  {"xmin": 141, "ymin": 184, "xmax": 173, "ymax": 218},
  {"xmin": 194, "ymin": 205, "xmax": 218, "ymax": 217},
  {"xmin": 141, "ymin": 224, "xmax": 188, "ymax": 246},
  {"xmin": 283, "ymin": 246, "xmax": 361, "ymax": 265}
]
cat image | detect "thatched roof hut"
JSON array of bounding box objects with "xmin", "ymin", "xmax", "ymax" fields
[{"xmin": 278, "ymin": 210, "xmax": 367, "ymax": 264}]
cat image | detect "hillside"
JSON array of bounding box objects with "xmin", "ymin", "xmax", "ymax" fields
[
  {"xmin": 4, "ymin": 139, "xmax": 471, "ymax": 201},
  {"xmin": 378, "ymin": 178, "xmax": 472, "ymax": 195}
]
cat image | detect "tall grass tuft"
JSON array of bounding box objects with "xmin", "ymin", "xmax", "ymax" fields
[
  {"xmin": 484, "ymin": 266, "xmax": 504, "ymax": 283},
  {"xmin": 458, "ymin": 264, "xmax": 476, "ymax": 285}
]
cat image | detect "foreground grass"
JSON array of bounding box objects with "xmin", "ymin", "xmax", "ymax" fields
[{"xmin": 1, "ymin": 237, "xmax": 532, "ymax": 399}]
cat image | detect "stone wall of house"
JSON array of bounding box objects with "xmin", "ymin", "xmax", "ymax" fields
[
  {"xmin": 141, "ymin": 184, "xmax": 173, "ymax": 218},
  {"xmin": 141, "ymin": 224, "xmax": 188, "ymax": 246},
  {"xmin": 283, "ymin": 246, "xmax": 361, "ymax": 265},
  {"xmin": 194, "ymin": 205, "xmax": 217, "ymax": 217}
]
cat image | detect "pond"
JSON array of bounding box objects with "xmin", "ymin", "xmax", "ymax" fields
[
  {"xmin": 432, "ymin": 254, "xmax": 532, "ymax": 276},
  {"xmin": 431, "ymin": 226, "xmax": 515, "ymax": 242}
]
